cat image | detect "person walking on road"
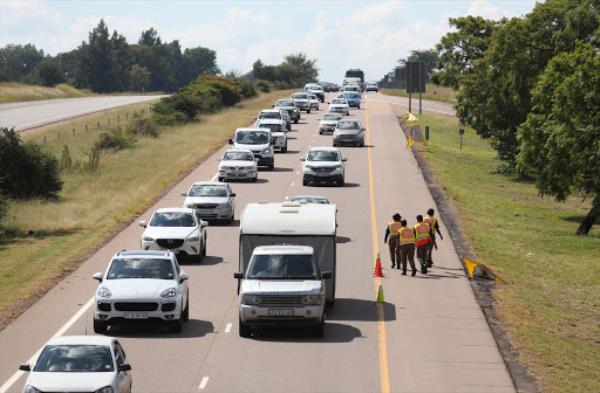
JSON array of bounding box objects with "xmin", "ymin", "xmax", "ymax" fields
[
  {"xmin": 384, "ymin": 213, "xmax": 402, "ymax": 269},
  {"xmin": 423, "ymin": 208, "xmax": 443, "ymax": 267},
  {"xmin": 397, "ymin": 219, "xmax": 417, "ymax": 276},
  {"xmin": 414, "ymin": 215, "xmax": 432, "ymax": 274}
]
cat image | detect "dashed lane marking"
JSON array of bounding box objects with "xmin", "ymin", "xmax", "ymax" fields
[
  {"xmin": 199, "ymin": 376, "xmax": 210, "ymax": 390},
  {"xmin": 224, "ymin": 323, "xmax": 232, "ymax": 333}
]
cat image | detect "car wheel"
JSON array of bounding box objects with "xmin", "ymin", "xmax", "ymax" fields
[
  {"xmin": 294, "ymin": 118, "xmax": 299, "ymax": 124},
  {"xmin": 268, "ymin": 163, "xmax": 274, "ymax": 171},
  {"xmin": 93, "ymin": 319, "xmax": 108, "ymax": 334},
  {"xmin": 303, "ymin": 178, "xmax": 309, "ymax": 186},
  {"xmin": 313, "ymin": 321, "xmax": 325, "ymax": 338},
  {"xmin": 338, "ymin": 176, "xmax": 345, "ymax": 187},
  {"xmin": 282, "ymin": 144, "xmax": 288, "ymax": 153},
  {"xmin": 252, "ymin": 175, "xmax": 257, "ymax": 182},
  {"xmin": 307, "ymin": 109, "xmax": 311, "ymax": 114},
  {"xmin": 169, "ymin": 319, "xmax": 183, "ymax": 333},
  {"xmin": 360, "ymin": 140, "xmax": 365, "ymax": 147},
  {"xmin": 239, "ymin": 318, "xmax": 251, "ymax": 338},
  {"xmin": 218, "ymin": 177, "xmax": 223, "ymax": 182},
  {"xmin": 182, "ymin": 299, "xmax": 189, "ymax": 322},
  {"xmin": 357, "ymin": 105, "xmax": 361, "ymax": 109}
]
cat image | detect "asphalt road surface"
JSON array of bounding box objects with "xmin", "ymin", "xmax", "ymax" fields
[
  {"xmin": 0, "ymin": 92, "xmax": 513, "ymax": 393},
  {"xmin": 0, "ymin": 95, "xmax": 166, "ymax": 132}
]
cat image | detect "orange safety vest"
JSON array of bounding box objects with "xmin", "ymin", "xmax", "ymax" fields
[
  {"xmin": 423, "ymin": 215, "xmax": 437, "ymax": 232},
  {"xmin": 398, "ymin": 227, "xmax": 416, "ymax": 245},
  {"xmin": 414, "ymin": 222, "xmax": 430, "ymax": 247},
  {"xmin": 388, "ymin": 221, "xmax": 402, "ymax": 237}
]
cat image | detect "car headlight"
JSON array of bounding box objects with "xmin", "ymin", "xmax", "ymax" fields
[
  {"xmin": 262, "ymin": 148, "xmax": 271, "ymax": 154},
  {"xmin": 95, "ymin": 387, "xmax": 114, "ymax": 393},
  {"xmin": 333, "ymin": 165, "xmax": 342, "ymax": 170},
  {"xmin": 23, "ymin": 386, "xmax": 41, "ymax": 393},
  {"xmin": 160, "ymin": 287, "xmax": 178, "ymax": 298},
  {"xmin": 219, "ymin": 202, "xmax": 230, "ymax": 208},
  {"xmin": 242, "ymin": 295, "xmax": 261, "ymax": 305},
  {"xmin": 304, "ymin": 165, "xmax": 314, "ymax": 171},
  {"xmin": 97, "ymin": 287, "xmax": 112, "ymax": 298},
  {"xmin": 142, "ymin": 236, "xmax": 154, "ymax": 242},
  {"xmin": 187, "ymin": 236, "xmax": 200, "ymax": 242},
  {"xmin": 301, "ymin": 295, "xmax": 323, "ymax": 305}
]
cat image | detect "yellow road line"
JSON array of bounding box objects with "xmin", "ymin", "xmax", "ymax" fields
[{"xmin": 364, "ymin": 99, "xmax": 391, "ymax": 393}]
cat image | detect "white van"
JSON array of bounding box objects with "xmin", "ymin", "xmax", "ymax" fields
[
  {"xmin": 239, "ymin": 201, "xmax": 337, "ymax": 304},
  {"xmin": 229, "ymin": 128, "xmax": 274, "ymax": 170}
]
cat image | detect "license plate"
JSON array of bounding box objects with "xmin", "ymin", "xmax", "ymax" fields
[
  {"xmin": 268, "ymin": 309, "xmax": 293, "ymax": 317},
  {"xmin": 124, "ymin": 313, "xmax": 148, "ymax": 319}
]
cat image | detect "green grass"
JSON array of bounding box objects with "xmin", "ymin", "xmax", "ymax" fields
[
  {"xmin": 0, "ymin": 90, "xmax": 293, "ymax": 326},
  {"xmin": 0, "ymin": 82, "xmax": 92, "ymax": 103},
  {"xmin": 417, "ymin": 114, "xmax": 599, "ymax": 393},
  {"xmin": 380, "ymin": 84, "xmax": 456, "ymax": 104}
]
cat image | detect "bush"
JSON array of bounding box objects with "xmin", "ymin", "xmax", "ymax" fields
[
  {"xmin": 152, "ymin": 93, "xmax": 202, "ymax": 124},
  {"xmin": 0, "ymin": 127, "xmax": 63, "ymax": 199},
  {"xmin": 127, "ymin": 116, "xmax": 159, "ymax": 138},
  {"xmin": 97, "ymin": 128, "xmax": 135, "ymax": 151},
  {"xmin": 255, "ymin": 80, "xmax": 272, "ymax": 93},
  {"xmin": 182, "ymin": 75, "xmax": 242, "ymax": 107},
  {"xmin": 0, "ymin": 194, "xmax": 7, "ymax": 224},
  {"xmin": 237, "ymin": 78, "xmax": 258, "ymax": 98}
]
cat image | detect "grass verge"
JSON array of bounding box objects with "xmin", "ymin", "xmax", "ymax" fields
[
  {"xmin": 380, "ymin": 84, "xmax": 456, "ymax": 104},
  {"xmin": 0, "ymin": 82, "xmax": 92, "ymax": 103},
  {"xmin": 415, "ymin": 113, "xmax": 599, "ymax": 393},
  {"xmin": 0, "ymin": 90, "xmax": 293, "ymax": 327}
]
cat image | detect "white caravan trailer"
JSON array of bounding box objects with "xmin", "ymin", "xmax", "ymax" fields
[{"xmin": 239, "ymin": 201, "xmax": 337, "ymax": 304}]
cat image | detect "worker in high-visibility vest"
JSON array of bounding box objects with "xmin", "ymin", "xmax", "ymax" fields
[
  {"xmin": 423, "ymin": 208, "xmax": 444, "ymax": 267},
  {"xmin": 414, "ymin": 215, "xmax": 432, "ymax": 274},
  {"xmin": 397, "ymin": 219, "xmax": 417, "ymax": 276},
  {"xmin": 384, "ymin": 213, "xmax": 402, "ymax": 269}
]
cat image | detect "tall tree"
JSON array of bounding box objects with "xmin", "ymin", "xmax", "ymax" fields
[
  {"xmin": 129, "ymin": 64, "xmax": 150, "ymax": 91},
  {"xmin": 0, "ymin": 44, "xmax": 44, "ymax": 82},
  {"xmin": 181, "ymin": 47, "xmax": 219, "ymax": 86},
  {"xmin": 28, "ymin": 57, "xmax": 65, "ymax": 86},
  {"xmin": 76, "ymin": 19, "xmax": 113, "ymax": 92}
]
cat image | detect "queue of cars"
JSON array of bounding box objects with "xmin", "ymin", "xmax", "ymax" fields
[{"xmin": 17, "ymin": 85, "xmax": 365, "ymax": 392}]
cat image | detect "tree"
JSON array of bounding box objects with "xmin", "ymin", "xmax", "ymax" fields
[
  {"xmin": 517, "ymin": 39, "xmax": 600, "ymax": 235},
  {"xmin": 0, "ymin": 44, "xmax": 44, "ymax": 82},
  {"xmin": 407, "ymin": 49, "xmax": 439, "ymax": 79},
  {"xmin": 109, "ymin": 30, "xmax": 132, "ymax": 91},
  {"xmin": 28, "ymin": 57, "xmax": 65, "ymax": 86},
  {"xmin": 181, "ymin": 47, "xmax": 219, "ymax": 86},
  {"xmin": 129, "ymin": 64, "xmax": 150, "ymax": 91},
  {"xmin": 76, "ymin": 19, "xmax": 113, "ymax": 92}
]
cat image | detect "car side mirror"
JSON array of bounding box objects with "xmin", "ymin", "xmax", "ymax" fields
[
  {"xmin": 118, "ymin": 363, "xmax": 132, "ymax": 372},
  {"xmin": 233, "ymin": 272, "xmax": 243, "ymax": 279},
  {"xmin": 228, "ymin": 138, "xmax": 234, "ymax": 145},
  {"xmin": 19, "ymin": 363, "xmax": 31, "ymax": 372},
  {"xmin": 92, "ymin": 272, "xmax": 103, "ymax": 282},
  {"xmin": 138, "ymin": 220, "xmax": 147, "ymax": 228},
  {"xmin": 254, "ymin": 158, "xmax": 259, "ymax": 162},
  {"xmin": 361, "ymin": 128, "xmax": 366, "ymax": 131},
  {"xmin": 300, "ymin": 158, "xmax": 306, "ymax": 161},
  {"xmin": 200, "ymin": 220, "xmax": 209, "ymax": 228},
  {"xmin": 342, "ymin": 158, "xmax": 348, "ymax": 162},
  {"xmin": 321, "ymin": 271, "xmax": 333, "ymax": 279},
  {"xmin": 180, "ymin": 192, "xmax": 187, "ymax": 197},
  {"xmin": 271, "ymin": 104, "xmax": 274, "ymax": 108},
  {"xmin": 230, "ymin": 193, "xmax": 236, "ymax": 197},
  {"xmin": 179, "ymin": 272, "xmax": 189, "ymax": 283}
]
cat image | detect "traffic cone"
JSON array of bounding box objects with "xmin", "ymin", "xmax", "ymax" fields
[
  {"xmin": 373, "ymin": 253, "xmax": 384, "ymax": 277},
  {"xmin": 376, "ymin": 284, "xmax": 385, "ymax": 303}
]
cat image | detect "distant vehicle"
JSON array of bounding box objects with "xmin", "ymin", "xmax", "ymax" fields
[
  {"xmin": 19, "ymin": 335, "xmax": 133, "ymax": 393},
  {"xmin": 301, "ymin": 146, "xmax": 347, "ymax": 186},
  {"xmin": 290, "ymin": 195, "xmax": 330, "ymax": 204},
  {"xmin": 333, "ymin": 119, "xmax": 365, "ymax": 147},
  {"xmin": 342, "ymin": 84, "xmax": 361, "ymax": 94},
  {"xmin": 92, "ymin": 250, "xmax": 189, "ymax": 333},
  {"xmin": 290, "ymin": 92, "xmax": 311, "ymax": 113},
  {"xmin": 234, "ymin": 245, "xmax": 329, "ymax": 337},
  {"xmin": 139, "ymin": 207, "xmax": 208, "ymax": 260},
  {"xmin": 339, "ymin": 92, "xmax": 361, "ymax": 109},
  {"xmin": 218, "ymin": 149, "xmax": 258, "ymax": 182},
  {"xmin": 304, "ymin": 83, "xmax": 325, "ymax": 102},
  {"xmin": 279, "ymin": 109, "xmax": 292, "ymax": 131},
  {"xmin": 365, "ymin": 82, "xmax": 378, "ymax": 92},
  {"xmin": 273, "ymin": 99, "xmax": 300, "ymax": 123},
  {"xmin": 229, "ymin": 127, "xmax": 274, "ymax": 170},
  {"xmin": 328, "ymin": 98, "xmax": 350, "ymax": 115},
  {"xmin": 256, "ymin": 109, "xmax": 290, "ymax": 131},
  {"xmin": 319, "ymin": 112, "xmax": 343, "ymax": 134},
  {"xmin": 345, "ymin": 68, "xmax": 365, "ymax": 86},
  {"xmin": 256, "ymin": 118, "xmax": 288, "ymax": 153},
  {"xmin": 181, "ymin": 181, "xmax": 236, "ymax": 223},
  {"xmin": 307, "ymin": 93, "xmax": 320, "ymax": 110}
]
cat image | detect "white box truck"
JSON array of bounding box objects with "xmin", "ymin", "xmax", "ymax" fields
[{"xmin": 238, "ymin": 201, "xmax": 337, "ymax": 304}]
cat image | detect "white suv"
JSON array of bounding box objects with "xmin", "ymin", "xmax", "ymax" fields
[
  {"xmin": 256, "ymin": 118, "xmax": 288, "ymax": 153},
  {"xmin": 181, "ymin": 181, "xmax": 236, "ymax": 223},
  {"xmin": 139, "ymin": 207, "xmax": 208, "ymax": 262},
  {"xmin": 301, "ymin": 147, "xmax": 347, "ymax": 187},
  {"xmin": 234, "ymin": 245, "xmax": 330, "ymax": 338},
  {"xmin": 92, "ymin": 250, "xmax": 190, "ymax": 333}
]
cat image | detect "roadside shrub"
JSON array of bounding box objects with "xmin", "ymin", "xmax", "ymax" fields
[
  {"xmin": 127, "ymin": 116, "xmax": 159, "ymax": 138},
  {"xmin": 0, "ymin": 127, "xmax": 63, "ymax": 199},
  {"xmin": 97, "ymin": 128, "xmax": 135, "ymax": 151},
  {"xmin": 87, "ymin": 145, "xmax": 100, "ymax": 170},
  {"xmin": 60, "ymin": 145, "xmax": 72, "ymax": 171},
  {"xmin": 152, "ymin": 93, "xmax": 202, "ymax": 124},
  {"xmin": 182, "ymin": 75, "xmax": 242, "ymax": 107},
  {"xmin": 255, "ymin": 80, "xmax": 273, "ymax": 93},
  {"xmin": 0, "ymin": 194, "xmax": 7, "ymax": 224},
  {"xmin": 237, "ymin": 78, "xmax": 258, "ymax": 98}
]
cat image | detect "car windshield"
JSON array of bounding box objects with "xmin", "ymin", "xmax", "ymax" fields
[
  {"xmin": 258, "ymin": 123, "xmax": 283, "ymax": 133},
  {"xmin": 259, "ymin": 111, "xmax": 280, "ymax": 119},
  {"xmin": 277, "ymin": 100, "xmax": 294, "ymax": 106},
  {"xmin": 246, "ymin": 254, "xmax": 317, "ymax": 279},
  {"xmin": 291, "ymin": 196, "xmax": 329, "ymax": 204},
  {"xmin": 235, "ymin": 131, "xmax": 269, "ymax": 145},
  {"xmin": 343, "ymin": 93, "xmax": 360, "ymax": 99},
  {"xmin": 223, "ymin": 151, "xmax": 253, "ymax": 161},
  {"xmin": 34, "ymin": 345, "xmax": 114, "ymax": 373},
  {"xmin": 308, "ymin": 94, "xmax": 317, "ymax": 99},
  {"xmin": 292, "ymin": 93, "xmax": 308, "ymax": 99},
  {"xmin": 331, "ymin": 99, "xmax": 346, "ymax": 105},
  {"xmin": 337, "ymin": 121, "xmax": 360, "ymax": 130},
  {"xmin": 323, "ymin": 114, "xmax": 342, "ymax": 121},
  {"xmin": 188, "ymin": 184, "xmax": 228, "ymax": 197},
  {"xmin": 150, "ymin": 212, "xmax": 195, "ymax": 227},
  {"xmin": 107, "ymin": 258, "xmax": 174, "ymax": 280},
  {"xmin": 307, "ymin": 150, "xmax": 341, "ymax": 162}
]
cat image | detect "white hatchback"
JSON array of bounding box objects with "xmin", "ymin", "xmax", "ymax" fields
[
  {"xmin": 218, "ymin": 149, "xmax": 258, "ymax": 182},
  {"xmin": 301, "ymin": 147, "xmax": 347, "ymax": 187}
]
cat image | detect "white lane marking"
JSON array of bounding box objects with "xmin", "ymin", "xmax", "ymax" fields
[
  {"xmin": 295, "ymin": 171, "xmax": 299, "ymax": 175},
  {"xmin": 285, "ymin": 195, "xmax": 289, "ymax": 200},
  {"xmin": 290, "ymin": 182, "xmax": 295, "ymax": 187},
  {"xmin": 224, "ymin": 323, "xmax": 232, "ymax": 333},
  {"xmin": 211, "ymin": 172, "xmax": 218, "ymax": 181},
  {"xmin": 199, "ymin": 376, "xmax": 210, "ymax": 390},
  {"xmin": 0, "ymin": 296, "xmax": 95, "ymax": 393}
]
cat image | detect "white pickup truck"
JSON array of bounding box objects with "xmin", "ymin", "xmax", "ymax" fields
[{"xmin": 234, "ymin": 245, "xmax": 330, "ymax": 338}]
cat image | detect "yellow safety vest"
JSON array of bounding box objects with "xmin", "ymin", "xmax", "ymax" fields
[
  {"xmin": 423, "ymin": 215, "xmax": 437, "ymax": 231},
  {"xmin": 388, "ymin": 221, "xmax": 402, "ymax": 236},
  {"xmin": 398, "ymin": 227, "xmax": 416, "ymax": 245},
  {"xmin": 414, "ymin": 222, "xmax": 430, "ymax": 247}
]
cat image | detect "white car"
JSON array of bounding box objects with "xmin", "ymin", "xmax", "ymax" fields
[
  {"xmin": 256, "ymin": 118, "xmax": 288, "ymax": 153},
  {"xmin": 319, "ymin": 112, "xmax": 343, "ymax": 134},
  {"xmin": 229, "ymin": 128, "xmax": 274, "ymax": 170},
  {"xmin": 307, "ymin": 93, "xmax": 320, "ymax": 110},
  {"xmin": 218, "ymin": 149, "xmax": 258, "ymax": 182},
  {"xmin": 181, "ymin": 181, "xmax": 236, "ymax": 223},
  {"xmin": 19, "ymin": 336, "xmax": 132, "ymax": 393},
  {"xmin": 304, "ymin": 83, "xmax": 325, "ymax": 102},
  {"xmin": 256, "ymin": 109, "xmax": 290, "ymax": 131},
  {"xmin": 301, "ymin": 147, "xmax": 347, "ymax": 187},
  {"xmin": 290, "ymin": 92, "xmax": 311, "ymax": 113},
  {"xmin": 328, "ymin": 98, "xmax": 350, "ymax": 116},
  {"xmin": 139, "ymin": 208, "xmax": 208, "ymax": 261}
]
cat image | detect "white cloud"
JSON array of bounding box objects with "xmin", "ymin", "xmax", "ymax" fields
[{"xmin": 466, "ymin": 0, "xmax": 521, "ymax": 20}]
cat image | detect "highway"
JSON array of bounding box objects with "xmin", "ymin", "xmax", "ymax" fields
[
  {"xmin": 0, "ymin": 95, "xmax": 166, "ymax": 132},
  {"xmin": 0, "ymin": 92, "xmax": 513, "ymax": 393}
]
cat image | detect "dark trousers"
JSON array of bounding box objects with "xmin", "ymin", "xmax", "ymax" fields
[
  {"xmin": 416, "ymin": 245, "xmax": 428, "ymax": 273},
  {"xmin": 399, "ymin": 243, "xmax": 416, "ymax": 273},
  {"xmin": 427, "ymin": 234, "xmax": 437, "ymax": 264},
  {"xmin": 388, "ymin": 236, "xmax": 399, "ymax": 267}
]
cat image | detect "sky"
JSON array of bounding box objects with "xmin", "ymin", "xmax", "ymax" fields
[{"xmin": 0, "ymin": 0, "xmax": 539, "ymax": 82}]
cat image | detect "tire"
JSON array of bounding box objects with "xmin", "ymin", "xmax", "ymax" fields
[
  {"xmin": 268, "ymin": 163, "xmax": 274, "ymax": 171},
  {"xmin": 303, "ymin": 179, "xmax": 309, "ymax": 186},
  {"xmin": 357, "ymin": 105, "xmax": 361, "ymax": 110},
  {"xmin": 93, "ymin": 319, "xmax": 108, "ymax": 334},
  {"xmin": 182, "ymin": 299, "xmax": 189, "ymax": 322},
  {"xmin": 360, "ymin": 141, "xmax": 365, "ymax": 147},
  {"xmin": 169, "ymin": 319, "xmax": 183, "ymax": 333},
  {"xmin": 338, "ymin": 176, "xmax": 345, "ymax": 187},
  {"xmin": 307, "ymin": 109, "xmax": 311, "ymax": 114},
  {"xmin": 282, "ymin": 144, "xmax": 288, "ymax": 153},
  {"xmin": 218, "ymin": 177, "xmax": 224, "ymax": 182},
  {"xmin": 252, "ymin": 175, "xmax": 257, "ymax": 182},
  {"xmin": 294, "ymin": 118, "xmax": 299, "ymax": 124},
  {"xmin": 239, "ymin": 318, "xmax": 251, "ymax": 338},
  {"xmin": 313, "ymin": 321, "xmax": 325, "ymax": 338}
]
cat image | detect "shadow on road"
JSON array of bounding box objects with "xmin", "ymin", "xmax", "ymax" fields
[
  {"xmin": 336, "ymin": 235, "xmax": 352, "ymax": 244},
  {"xmin": 283, "ymin": 149, "xmax": 302, "ymax": 154},
  {"xmin": 342, "ymin": 182, "xmax": 361, "ymax": 188},
  {"xmin": 251, "ymin": 322, "xmax": 363, "ymax": 343},
  {"xmin": 327, "ymin": 298, "xmax": 396, "ymax": 322},
  {"xmin": 107, "ymin": 319, "xmax": 214, "ymax": 339},
  {"xmin": 270, "ymin": 167, "xmax": 294, "ymax": 173}
]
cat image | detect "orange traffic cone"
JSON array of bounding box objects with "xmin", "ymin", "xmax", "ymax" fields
[{"xmin": 373, "ymin": 253, "xmax": 384, "ymax": 277}]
